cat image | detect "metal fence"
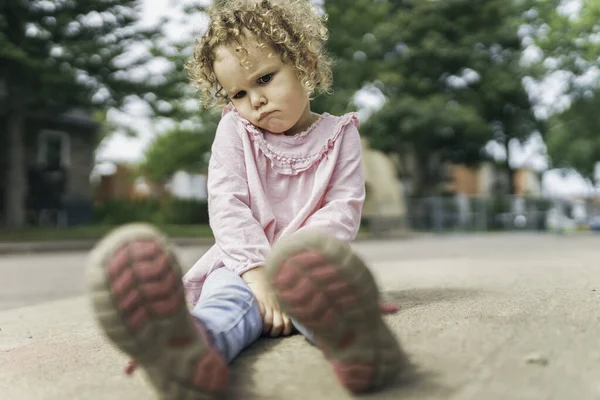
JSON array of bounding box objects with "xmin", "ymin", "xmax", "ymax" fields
[{"xmin": 402, "ymin": 195, "xmax": 600, "ymax": 233}]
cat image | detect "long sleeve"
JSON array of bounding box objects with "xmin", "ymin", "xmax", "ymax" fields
[
  {"xmin": 207, "ymin": 114, "xmax": 271, "ymax": 276},
  {"xmin": 296, "ymin": 124, "xmax": 366, "ymax": 241}
]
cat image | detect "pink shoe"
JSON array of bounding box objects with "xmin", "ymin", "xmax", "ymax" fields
[
  {"xmin": 86, "ymin": 224, "xmax": 228, "ymax": 399},
  {"xmin": 265, "ymin": 231, "xmax": 409, "ymax": 393}
]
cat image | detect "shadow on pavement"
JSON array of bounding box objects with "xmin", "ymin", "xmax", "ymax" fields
[
  {"xmin": 383, "ymin": 287, "xmax": 484, "ymax": 312},
  {"xmin": 217, "ymin": 287, "xmax": 473, "ymax": 400},
  {"xmin": 223, "ymin": 337, "xmax": 453, "ymax": 399}
]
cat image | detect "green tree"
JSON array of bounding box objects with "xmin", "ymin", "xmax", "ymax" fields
[
  {"xmin": 142, "ymin": 111, "xmax": 220, "ymax": 183},
  {"xmin": 311, "ymin": 0, "xmax": 388, "ymax": 115},
  {"xmin": 318, "ymin": 0, "xmax": 539, "ymax": 196},
  {"xmin": 0, "ymin": 0, "xmax": 188, "ymax": 227},
  {"xmin": 365, "ymin": 0, "xmax": 537, "ymax": 195},
  {"xmin": 528, "ymin": 0, "xmax": 600, "ymax": 90},
  {"xmin": 524, "ymin": 0, "xmax": 600, "ymax": 178},
  {"xmin": 546, "ymin": 90, "xmax": 600, "ymax": 179}
]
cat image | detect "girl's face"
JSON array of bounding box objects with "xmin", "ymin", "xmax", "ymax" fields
[{"xmin": 213, "ymin": 39, "xmax": 317, "ymax": 135}]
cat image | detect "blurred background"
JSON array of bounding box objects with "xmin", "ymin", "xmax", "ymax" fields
[{"xmin": 1, "ymin": 0, "xmax": 600, "ymax": 242}]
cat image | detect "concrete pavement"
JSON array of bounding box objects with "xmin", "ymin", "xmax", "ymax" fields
[
  {"xmin": 1, "ymin": 233, "xmax": 599, "ymax": 399},
  {"xmin": 0, "ymin": 230, "xmax": 412, "ymax": 255},
  {"xmin": 0, "ymin": 237, "xmax": 215, "ymax": 256}
]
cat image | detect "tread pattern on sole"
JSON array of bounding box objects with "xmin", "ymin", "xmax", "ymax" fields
[
  {"xmin": 108, "ymin": 241, "xmax": 183, "ymax": 332},
  {"xmin": 268, "ymin": 234, "xmax": 408, "ymax": 393},
  {"xmin": 87, "ymin": 225, "xmax": 228, "ymax": 399},
  {"xmin": 276, "ymin": 251, "xmax": 360, "ymax": 328}
]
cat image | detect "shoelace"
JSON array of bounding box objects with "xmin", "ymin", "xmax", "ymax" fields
[
  {"xmin": 125, "ymin": 360, "xmax": 137, "ymax": 375},
  {"xmin": 379, "ymin": 302, "xmax": 400, "ymax": 314}
]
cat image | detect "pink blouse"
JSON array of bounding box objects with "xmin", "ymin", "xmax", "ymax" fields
[{"xmin": 182, "ymin": 106, "xmax": 365, "ymax": 305}]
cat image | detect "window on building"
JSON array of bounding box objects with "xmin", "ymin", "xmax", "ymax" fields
[{"xmin": 38, "ymin": 131, "xmax": 70, "ymax": 169}]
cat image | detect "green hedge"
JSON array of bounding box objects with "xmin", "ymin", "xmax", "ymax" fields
[
  {"xmin": 94, "ymin": 198, "xmax": 209, "ymax": 226},
  {"xmin": 161, "ymin": 198, "xmax": 210, "ymax": 225}
]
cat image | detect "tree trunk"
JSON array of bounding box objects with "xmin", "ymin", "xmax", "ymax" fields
[
  {"xmin": 409, "ymin": 152, "xmax": 425, "ymax": 198},
  {"xmin": 5, "ymin": 111, "xmax": 27, "ymax": 228},
  {"xmin": 406, "ymin": 150, "xmax": 436, "ymax": 231},
  {"xmin": 411, "ymin": 150, "xmax": 439, "ymax": 198},
  {"xmin": 504, "ymin": 141, "xmax": 516, "ymax": 195}
]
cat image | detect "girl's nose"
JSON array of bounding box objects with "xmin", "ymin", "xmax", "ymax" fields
[{"xmin": 251, "ymin": 92, "xmax": 267, "ymax": 109}]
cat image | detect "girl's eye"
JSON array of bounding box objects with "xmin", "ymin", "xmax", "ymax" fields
[
  {"xmin": 233, "ymin": 91, "xmax": 246, "ymax": 99},
  {"xmin": 258, "ymin": 74, "xmax": 273, "ymax": 84}
]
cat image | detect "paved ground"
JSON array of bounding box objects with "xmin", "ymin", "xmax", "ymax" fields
[{"xmin": 1, "ymin": 233, "xmax": 599, "ymax": 400}]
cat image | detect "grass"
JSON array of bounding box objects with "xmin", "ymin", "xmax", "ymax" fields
[
  {"xmin": 0, "ymin": 223, "xmax": 374, "ymax": 243},
  {"xmin": 0, "ymin": 224, "xmax": 214, "ymax": 243}
]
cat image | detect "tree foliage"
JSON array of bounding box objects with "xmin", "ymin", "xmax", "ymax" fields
[
  {"xmin": 0, "ymin": 0, "xmax": 188, "ymax": 115},
  {"xmin": 526, "ymin": 0, "xmax": 600, "ymax": 177},
  {"xmin": 311, "ymin": 0, "xmax": 387, "ymax": 115},
  {"xmin": 142, "ymin": 111, "xmax": 220, "ymax": 182},
  {"xmin": 319, "ymin": 0, "xmax": 539, "ymax": 195},
  {"xmin": 546, "ymin": 90, "xmax": 600, "ymax": 179},
  {"xmin": 0, "ymin": 0, "xmax": 189, "ymax": 226},
  {"xmin": 527, "ymin": 0, "xmax": 600, "ymax": 87}
]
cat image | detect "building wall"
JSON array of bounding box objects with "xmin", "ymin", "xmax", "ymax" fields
[
  {"xmin": 95, "ymin": 164, "xmax": 138, "ymax": 202},
  {"xmin": 28, "ymin": 114, "xmax": 96, "ymax": 225},
  {"xmin": 476, "ymin": 162, "xmax": 495, "ymax": 197},
  {"xmin": 514, "ymin": 168, "xmax": 541, "ymax": 197},
  {"xmin": 66, "ymin": 132, "xmax": 94, "ymax": 202},
  {"xmin": 361, "ymin": 139, "xmax": 406, "ymax": 220},
  {"xmin": 27, "ymin": 116, "xmax": 95, "ymax": 203},
  {"xmin": 444, "ymin": 164, "xmax": 480, "ymax": 196},
  {"xmin": 445, "ymin": 162, "xmax": 541, "ymax": 198},
  {"xmin": 0, "ymin": 111, "xmax": 96, "ymax": 226}
]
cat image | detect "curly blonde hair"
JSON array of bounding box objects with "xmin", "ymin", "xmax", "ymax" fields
[{"xmin": 186, "ymin": 0, "xmax": 333, "ymax": 108}]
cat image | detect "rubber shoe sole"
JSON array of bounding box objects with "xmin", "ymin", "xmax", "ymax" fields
[
  {"xmin": 86, "ymin": 223, "xmax": 228, "ymax": 399},
  {"xmin": 265, "ymin": 231, "xmax": 409, "ymax": 393}
]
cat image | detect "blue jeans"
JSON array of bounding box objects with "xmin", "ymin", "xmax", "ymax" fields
[{"xmin": 190, "ymin": 267, "xmax": 314, "ymax": 363}]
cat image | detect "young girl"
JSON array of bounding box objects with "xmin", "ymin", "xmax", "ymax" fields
[{"xmin": 86, "ymin": 0, "xmax": 408, "ymax": 398}]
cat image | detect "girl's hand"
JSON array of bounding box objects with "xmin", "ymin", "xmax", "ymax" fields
[{"xmin": 241, "ymin": 267, "xmax": 293, "ymax": 337}]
